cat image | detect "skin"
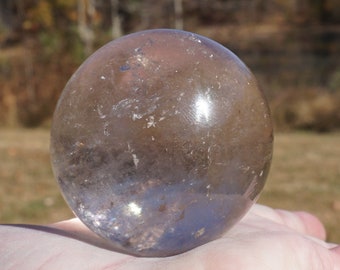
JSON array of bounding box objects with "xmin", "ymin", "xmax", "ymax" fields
[{"xmin": 1, "ymin": 204, "xmax": 340, "ymax": 270}]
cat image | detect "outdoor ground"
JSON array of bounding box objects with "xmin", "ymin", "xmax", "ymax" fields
[{"xmin": 0, "ymin": 129, "xmax": 339, "ymax": 243}]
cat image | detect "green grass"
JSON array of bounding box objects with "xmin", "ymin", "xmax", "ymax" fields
[{"xmin": 0, "ymin": 129, "xmax": 339, "ymax": 242}]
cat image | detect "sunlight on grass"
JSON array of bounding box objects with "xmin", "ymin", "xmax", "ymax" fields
[
  {"xmin": 0, "ymin": 128, "xmax": 73, "ymax": 224},
  {"xmin": 259, "ymin": 132, "xmax": 340, "ymax": 242}
]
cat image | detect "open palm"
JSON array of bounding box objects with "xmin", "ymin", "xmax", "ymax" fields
[{"xmin": 1, "ymin": 204, "xmax": 340, "ymax": 270}]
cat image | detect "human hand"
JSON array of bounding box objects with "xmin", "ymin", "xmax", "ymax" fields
[{"xmin": 1, "ymin": 204, "xmax": 339, "ymax": 270}]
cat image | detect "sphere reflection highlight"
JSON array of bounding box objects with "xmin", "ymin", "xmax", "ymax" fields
[{"xmin": 50, "ymin": 29, "xmax": 273, "ymax": 257}]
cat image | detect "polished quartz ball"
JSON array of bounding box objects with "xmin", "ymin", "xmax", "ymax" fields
[{"xmin": 50, "ymin": 29, "xmax": 273, "ymax": 257}]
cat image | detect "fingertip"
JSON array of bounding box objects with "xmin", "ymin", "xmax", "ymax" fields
[
  {"xmin": 291, "ymin": 211, "xmax": 326, "ymax": 240},
  {"xmin": 248, "ymin": 205, "xmax": 327, "ymax": 240},
  {"xmin": 332, "ymin": 245, "xmax": 340, "ymax": 254}
]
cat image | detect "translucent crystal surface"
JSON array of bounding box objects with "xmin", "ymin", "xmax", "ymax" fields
[{"xmin": 50, "ymin": 29, "xmax": 273, "ymax": 257}]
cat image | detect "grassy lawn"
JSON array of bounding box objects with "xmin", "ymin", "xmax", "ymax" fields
[
  {"xmin": 259, "ymin": 131, "xmax": 340, "ymax": 243},
  {"xmin": 0, "ymin": 129, "xmax": 339, "ymax": 243}
]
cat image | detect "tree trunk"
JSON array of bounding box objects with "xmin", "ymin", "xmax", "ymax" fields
[
  {"xmin": 111, "ymin": 0, "xmax": 122, "ymax": 39},
  {"xmin": 174, "ymin": 0, "xmax": 183, "ymax": 29},
  {"xmin": 77, "ymin": 0, "xmax": 94, "ymax": 56}
]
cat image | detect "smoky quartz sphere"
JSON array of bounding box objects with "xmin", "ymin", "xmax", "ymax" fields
[{"xmin": 50, "ymin": 29, "xmax": 273, "ymax": 257}]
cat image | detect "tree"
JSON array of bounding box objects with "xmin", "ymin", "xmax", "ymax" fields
[
  {"xmin": 174, "ymin": 0, "xmax": 183, "ymax": 29},
  {"xmin": 77, "ymin": 0, "xmax": 95, "ymax": 55},
  {"xmin": 111, "ymin": 0, "xmax": 122, "ymax": 39}
]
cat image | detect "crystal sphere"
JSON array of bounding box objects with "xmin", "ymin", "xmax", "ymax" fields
[{"xmin": 50, "ymin": 29, "xmax": 273, "ymax": 257}]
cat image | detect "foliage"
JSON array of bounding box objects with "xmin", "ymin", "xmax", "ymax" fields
[
  {"xmin": 329, "ymin": 69, "xmax": 340, "ymax": 93},
  {"xmin": 27, "ymin": 0, "xmax": 54, "ymax": 29},
  {"xmin": 0, "ymin": 0, "xmax": 339, "ymax": 129}
]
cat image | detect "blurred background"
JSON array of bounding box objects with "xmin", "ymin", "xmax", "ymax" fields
[{"xmin": 0, "ymin": 0, "xmax": 339, "ymax": 242}]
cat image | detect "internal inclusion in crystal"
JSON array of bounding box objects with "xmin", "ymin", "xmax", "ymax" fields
[{"xmin": 50, "ymin": 29, "xmax": 273, "ymax": 257}]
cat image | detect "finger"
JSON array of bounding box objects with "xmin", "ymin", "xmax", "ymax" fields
[
  {"xmin": 247, "ymin": 204, "xmax": 326, "ymax": 240},
  {"xmin": 276, "ymin": 209, "xmax": 326, "ymax": 240},
  {"xmin": 50, "ymin": 218, "xmax": 92, "ymax": 236},
  {"xmin": 332, "ymin": 245, "xmax": 340, "ymax": 254},
  {"xmin": 49, "ymin": 218, "xmax": 119, "ymax": 251}
]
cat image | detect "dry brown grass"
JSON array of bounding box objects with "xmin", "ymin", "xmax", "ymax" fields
[
  {"xmin": 271, "ymin": 90, "xmax": 340, "ymax": 132},
  {"xmin": 259, "ymin": 131, "xmax": 340, "ymax": 242},
  {"xmin": 0, "ymin": 128, "xmax": 73, "ymax": 224},
  {"xmin": 0, "ymin": 128, "xmax": 339, "ymax": 243}
]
